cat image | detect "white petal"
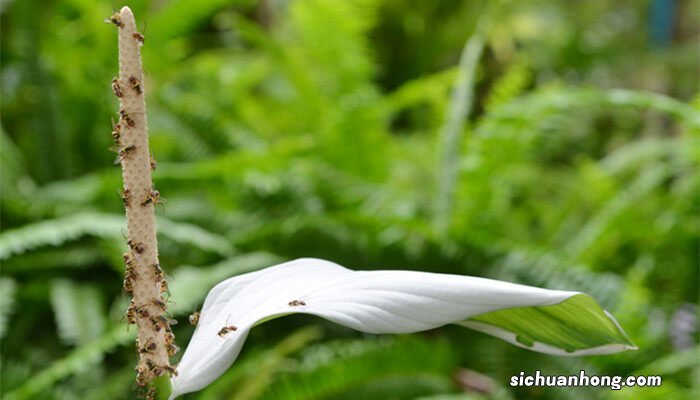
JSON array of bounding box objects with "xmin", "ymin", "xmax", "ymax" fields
[{"xmin": 171, "ymin": 258, "xmax": 633, "ymax": 398}]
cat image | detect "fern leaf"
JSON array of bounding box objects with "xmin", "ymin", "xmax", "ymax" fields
[
  {"xmin": 493, "ymin": 247, "xmax": 623, "ymax": 307},
  {"xmin": 0, "ymin": 213, "xmax": 123, "ymax": 260},
  {"xmin": 2, "ymin": 326, "xmax": 134, "ymax": 400},
  {"xmin": 2, "ymin": 245, "xmax": 104, "ymax": 273},
  {"xmin": 158, "ymin": 218, "xmax": 235, "ymax": 257},
  {"xmin": 0, "ymin": 128, "xmax": 28, "ymax": 192},
  {"xmin": 0, "ymin": 277, "xmax": 17, "ymax": 340},
  {"xmin": 0, "ymin": 212, "xmax": 234, "ymax": 260},
  {"xmin": 565, "ymin": 165, "xmax": 670, "ymax": 260},
  {"xmin": 148, "ymin": 0, "xmax": 243, "ymax": 43},
  {"xmin": 49, "ymin": 280, "xmax": 106, "ymax": 346},
  {"xmin": 605, "ymin": 89, "xmax": 700, "ymax": 131},
  {"xmin": 636, "ymin": 344, "xmax": 700, "ymax": 375},
  {"xmin": 290, "ymin": 0, "xmax": 379, "ymax": 94},
  {"xmin": 260, "ymin": 336, "xmax": 457, "ymax": 400},
  {"xmin": 385, "ymin": 68, "xmax": 458, "ymax": 115},
  {"xmin": 199, "ymin": 327, "xmax": 324, "ymax": 400},
  {"xmin": 484, "ymin": 60, "xmax": 532, "ymax": 113},
  {"xmin": 433, "ymin": 22, "xmax": 487, "ymax": 233},
  {"xmin": 168, "ymin": 252, "xmax": 283, "ymax": 314},
  {"xmin": 415, "ymin": 395, "xmax": 486, "ymax": 400},
  {"xmin": 3, "ymin": 252, "xmax": 282, "ymax": 399}
]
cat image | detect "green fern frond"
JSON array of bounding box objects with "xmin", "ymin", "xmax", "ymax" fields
[
  {"xmin": 156, "ymin": 90, "xmax": 232, "ymax": 157},
  {"xmin": 598, "ymin": 137, "xmax": 684, "ymax": 175},
  {"xmin": 565, "ymin": 164, "xmax": 670, "ymax": 260},
  {"xmin": 384, "ymin": 68, "xmax": 458, "ymax": 121},
  {"xmin": 415, "ymin": 395, "xmax": 487, "ymax": 400},
  {"xmin": 259, "ymin": 336, "xmax": 457, "ymax": 400},
  {"xmin": 168, "ymin": 252, "xmax": 283, "ymax": 314},
  {"xmin": 636, "ymin": 344, "xmax": 700, "ymax": 376},
  {"xmin": 49, "ymin": 280, "xmax": 106, "ymax": 346},
  {"xmin": 148, "ymin": 0, "xmax": 245, "ymax": 44},
  {"xmin": 198, "ymin": 327, "xmax": 325, "ymax": 400},
  {"xmin": 477, "ymin": 87, "xmax": 700, "ymax": 140},
  {"xmin": 83, "ymin": 366, "xmax": 135, "ymax": 400},
  {"xmin": 0, "ymin": 212, "xmax": 235, "ymax": 260},
  {"xmin": 0, "ymin": 128, "xmax": 28, "ymax": 191},
  {"xmin": 2, "ymin": 326, "xmax": 134, "ymax": 400},
  {"xmin": 157, "ymin": 218, "xmax": 235, "ymax": 257},
  {"xmin": 0, "ymin": 277, "xmax": 17, "ymax": 340},
  {"xmin": 2, "ymin": 245, "xmax": 105, "ymax": 273},
  {"xmin": 4, "ymin": 252, "xmax": 282, "ymax": 399},
  {"xmin": 605, "ymin": 89, "xmax": 700, "ymax": 132},
  {"xmin": 150, "ymin": 105, "xmax": 215, "ymax": 159},
  {"xmin": 329, "ymin": 375, "xmax": 455, "ymax": 400},
  {"xmin": 0, "ymin": 213, "xmax": 123, "ymax": 260},
  {"xmin": 289, "ymin": 0, "xmax": 379, "ymax": 95},
  {"xmin": 484, "ymin": 60, "xmax": 532, "ymax": 113},
  {"xmin": 433, "ymin": 19, "xmax": 488, "ymax": 233},
  {"xmin": 493, "ymin": 247, "xmax": 623, "ymax": 307}
]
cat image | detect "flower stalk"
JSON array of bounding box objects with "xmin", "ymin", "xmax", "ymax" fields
[{"xmin": 107, "ymin": 6, "xmax": 175, "ymax": 397}]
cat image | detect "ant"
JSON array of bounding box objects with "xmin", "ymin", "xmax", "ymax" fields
[
  {"xmin": 164, "ymin": 328, "xmax": 175, "ymax": 343},
  {"xmin": 114, "ymin": 144, "xmax": 136, "ymax": 166},
  {"xmin": 163, "ymin": 364, "xmax": 178, "ymax": 377},
  {"xmin": 127, "ymin": 239, "xmax": 145, "ymax": 254},
  {"xmin": 141, "ymin": 189, "xmax": 161, "ymax": 207},
  {"xmin": 135, "ymin": 304, "xmax": 150, "ymax": 319},
  {"xmin": 150, "ymin": 315, "xmax": 176, "ymax": 332},
  {"xmin": 159, "ymin": 279, "xmax": 169, "ymax": 295},
  {"xmin": 288, "ymin": 299, "xmax": 306, "ymax": 307},
  {"xmin": 122, "ymin": 276, "xmax": 133, "ymax": 294},
  {"xmin": 129, "ymin": 76, "xmax": 142, "ymax": 94},
  {"xmin": 111, "ymin": 77, "xmax": 123, "ymax": 97},
  {"xmin": 150, "ymin": 298, "xmax": 167, "ymax": 312},
  {"xmin": 122, "ymin": 252, "xmax": 134, "ymax": 267},
  {"xmin": 151, "ymin": 263, "xmax": 165, "ymax": 282},
  {"xmin": 145, "ymin": 360, "xmax": 178, "ymax": 377},
  {"xmin": 125, "ymin": 301, "xmax": 136, "ymax": 325},
  {"xmin": 217, "ymin": 317, "xmax": 238, "ymax": 337},
  {"xmin": 133, "ymin": 32, "xmax": 145, "ymax": 45},
  {"xmin": 110, "ymin": 117, "xmax": 121, "ymax": 144},
  {"xmin": 189, "ymin": 309, "xmax": 200, "ymax": 326},
  {"xmin": 145, "ymin": 359, "xmax": 164, "ymax": 377},
  {"xmin": 120, "ymin": 188, "xmax": 131, "ymax": 207},
  {"xmin": 135, "ymin": 364, "xmax": 148, "ymax": 387},
  {"xmin": 138, "ymin": 338, "xmax": 157, "ymax": 354},
  {"xmin": 150, "ymin": 316, "xmax": 165, "ymax": 332},
  {"xmin": 119, "ymin": 109, "xmax": 136, "ymax": 128},
  {"xmin": 104, "ymin": 12, "xmax": 123, "ymax": 28},
  {"xmin": 166, "ymin": 343, "xmax": 179, "ymax": 357}
]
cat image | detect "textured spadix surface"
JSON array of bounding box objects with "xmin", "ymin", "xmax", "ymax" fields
[{"xmin": 171, "ymin": 258, "xmax": 635, "ymax": 398}]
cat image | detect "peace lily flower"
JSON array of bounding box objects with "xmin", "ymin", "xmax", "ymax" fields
[{"xmin": 171, "ymin": 258, "xmax": 635, "ymax": 398}]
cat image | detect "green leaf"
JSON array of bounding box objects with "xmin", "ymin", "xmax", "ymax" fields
[
  {"xmin": 49, "ymin": 280, "xmax": 106, "ymax": 345},
  {"xmin": 260, "ymin": 336, "xmax": 456, "ymax": 400},
  {"xmin": 3, "ymin": 252, "xmax": 281, "ymax": 399},
  {"xmin": 0, "ymin": 212, "xmax": 234, "ymax": 260},
  {"xmin": 0, "ymin": 277, "xmax": 17, "ymax": 340},
  {"xmin": 466, "ymin": 294, "xmax": 635, "ymax": 355},
  {"xmin": 0, "ymin": 213, "xmax": 123, "ymax": 260}
]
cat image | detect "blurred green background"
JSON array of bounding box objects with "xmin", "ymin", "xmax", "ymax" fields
[{"xmin": 1, "ymin": 0, "xmax": 699, "ymax": 399}]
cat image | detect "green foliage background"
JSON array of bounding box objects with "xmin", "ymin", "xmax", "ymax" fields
[{"xmin": 1, "ymin": 0, "xmax": 698, "ymax": 399}]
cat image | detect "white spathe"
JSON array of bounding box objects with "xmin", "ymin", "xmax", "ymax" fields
[{"xmin": 170, "ymin": 258, "xmax": 634, "ymax": 398}]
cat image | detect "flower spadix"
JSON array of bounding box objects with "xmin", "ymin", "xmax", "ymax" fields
[{"xmin": 171, "ymin": 258, "xmax": 635, "ymax": 398}]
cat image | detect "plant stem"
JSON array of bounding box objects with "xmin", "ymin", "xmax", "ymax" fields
[{"xmin": 108, "ymin": 6, "xmax": 175, "ymax": 395}]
